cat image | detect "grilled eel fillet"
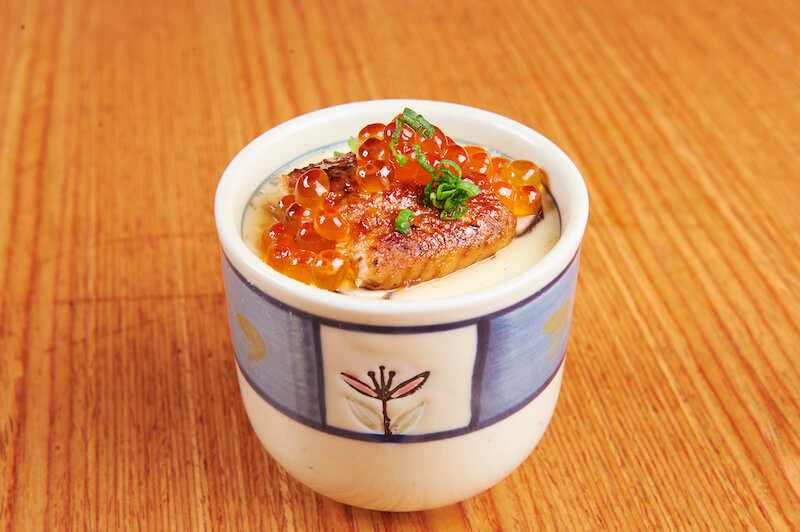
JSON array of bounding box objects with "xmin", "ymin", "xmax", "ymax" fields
[{"xmin": 286, "ymin": 153, "xmax": 518, "ymax": 290}]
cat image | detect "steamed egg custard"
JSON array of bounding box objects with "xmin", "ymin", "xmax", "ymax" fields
[{"xmin": 242, "ymin": 108, "xmax": 561, "ymax": 300}]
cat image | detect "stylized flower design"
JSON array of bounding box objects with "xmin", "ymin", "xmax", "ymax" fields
[
  {"xmin": 543, "ymin": 298, "xmax": 572, "ymax": 360},
  {"xmin": 340, "ymin": 366, "xmax": 430, "ymax": 438},
  {"xmin": 236, "ymin": 312, "xmax": 267, "ymax": 361}
]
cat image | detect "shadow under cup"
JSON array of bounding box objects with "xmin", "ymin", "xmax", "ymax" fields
[{"xmin": 214, "ymin": 100, "xmax": 589, "ymax": 511}]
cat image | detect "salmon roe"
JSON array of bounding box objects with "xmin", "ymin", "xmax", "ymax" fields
[
  {"xmin": 266, "ymin": 243, "xmax": 293, "ymax": 273},
  {"xmin": 442, "ymin": 144, "xmax": 469, "ymax": 169},
  {"xmin": 296, "ymin": 221, "xmax": 334, "ymax": 252},
  {"xmin": 314, "ymin": 205, "xmax": 349, "ymax": 241},
  {"xmin": 465, "ymin": 150, "xmax": 493, "ymax": 176},
  {"xmin": 312, "ymin": 250, "xmax": 350, "ymax": 290},
  {"xmin": 357, "ymin": 138, "xmax": 391, "ymax": 162},
  {"xmin": 491, "ymin": 156, "xmax": 510, "ymax": 173},
  {"xmin": 287, "ymin": 250, "xmax": 316, "ymax": 285},
  {"xmin": 513, "ymin": 185, "xmax": 542, "ymax": 216},
  {"xmin": 277, "ymin": 194, "xmax": 295, "ymax": 215},
  {"xmin": 356, "ymin": 160, "xmax": 394, "ymax": 192},
  {"xmin": 358, "ymin": 123, "xmax": 385, "ymax": 142},
  {"xmin": 501, "ymin": 159, "xmax": 540, "ymax": 188},
  {"xmin": 491, "ymin": 181, "xmax": 515, "ymax": 210},
  {"xmin": 283, "ymin": 202, "xmax": 312, "ymax": 232},
  {"xmin": 294, "ymin": 168, "xmax": 330, "ymax": 210}
]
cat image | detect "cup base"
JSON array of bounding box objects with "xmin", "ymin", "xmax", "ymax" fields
[{"xmin": 236, "ymin": 363, "xmax": 564, "ymax": 512}]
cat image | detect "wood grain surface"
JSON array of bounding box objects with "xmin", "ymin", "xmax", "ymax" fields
[{"xmin": 2, "ymin": 0, "xmax": 799, "ymax": 529}]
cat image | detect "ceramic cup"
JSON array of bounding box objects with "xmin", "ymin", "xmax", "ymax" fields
[{"xmin": 214, "ymin": 100, "xmax": 589, "ymax": 511}]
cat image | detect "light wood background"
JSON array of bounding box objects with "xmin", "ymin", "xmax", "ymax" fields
[{"xmin": 2, "ymin": 0, "xmax": 799, "ymax": 529}]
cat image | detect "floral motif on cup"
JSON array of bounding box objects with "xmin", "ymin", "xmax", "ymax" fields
[
  {"xmin": 236, "ymin": 312, "xmax": 267, "ymax": 361},
  {"xmin": 542, "ymin": 298, "xmax": 572, "ymax": 361},
  {"xmin": 340, "ymin": 366, "xmax": 430, "ymax": 439}
]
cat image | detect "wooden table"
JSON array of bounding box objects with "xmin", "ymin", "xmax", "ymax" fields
[{"xmin": 2, "ymin": 0, "xmax": 798, "ymax": 529}]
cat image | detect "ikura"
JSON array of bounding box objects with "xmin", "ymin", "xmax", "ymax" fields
[
  {"xmin": 357, "ymin": 138, "xmax": 391, "ymax": 163},
  {"xmin": 491, "ymin": 181, "xmax": 515, "ymax": 210},
  {"xmin": 393, "ymin": 159, "xmax": 429, "ymax": 185},
  {"xmin": 383, "ymin": 119, "xmax": 418, "ymax": 148},
  {"xmin": 356, "ymin": 159, "xmax": 394, "ymax": 192},
  {"xmin": 501, "ymin": 159, "xmax": 541, "ymax": 188},
  {"xmin": 464, "ymin": 145, "xmax": 488, "ymax": 158},
  {"xmin": 312, "ymin": 249, "xmax": 350, "ymax": 290},
  {"xmin": 419, "ymin": 126, "xmax": 448, "ymax": 154},
  {"xmin": 286, "ymin": 250, "xmax": 316, "ymax": 285},
  {"xmin": 294, "ymin": 168, "xmax": 330, "ymax": 210},
  {"xmin": 277, "ymin": 194, "xmax": 295, "ymax": 215},
  {"xmin": 491, "ymin": 156, "xmax": 510, "ymax": 173},
  {"xmin": 295, "ymin": 221, "xmax": 334, "ymax": 252},
  {"xmin": 358, "ymin": 123, "xmax": 385, "ymax": 142},
  {"xmin": 513, "ymin": 185, "xmax": 542, "ymax": 216},
  {"xmin": 314, "ymin": 205, "xmax": 349, "ymax": 241},
  {"xmin": 262, "ymin": 222, "xmax": 294, "ymax": 253},
  {"xmin": 441, "ymin": 144, "xmax": 469, "ymax": 169},
  {"xmin": 283, "ymin": 202, "xmax": 312, "ymax": 232},
  {"xmin": 266, "ymin": 242, "xmax": 293, "ymax": 273},
  {"xmin": 465, "ymin": 150, "xmax": 493, "ymax": 176}
]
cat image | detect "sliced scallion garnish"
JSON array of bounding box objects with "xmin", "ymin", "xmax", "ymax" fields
[
  {"xmin": 412, "ymin": 145, "xmax": 437, "ymax": 178},
  {"xmin": 348, "ymin": 136, "xmax": 361, "ymax": 153},
  {"xmin": 389, "ymin": 117, "xmax": 408, "ymax": 165},
  {"xmin": 387, "ymin": 108, "xmax": 437, "ymax": 167},
  {"xmin": 401, "ymin": 107, "xmax": 434, "ymax": 138},
  {"xmin": 437, "ymin": 159, "xmax": 462, "ymax": 177},
  {"xmin": 394, "ymin": 209, "xmax": 416, "ymax": 234},
  {"xmin": 418, "ymin": 146, "xmax": 481, "ymax": 220}
]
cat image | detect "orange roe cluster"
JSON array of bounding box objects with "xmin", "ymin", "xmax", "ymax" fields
[
  {"xmin": 353, "ymin": 115, "xmax": 545, "ymax": 215},
  {"xmin": 261, "ymin": 167, "xmax": 352, "ymax": 290},
  {"xmin": 259, "ymin": 111, "xmax": 546, "ymax": 290}
]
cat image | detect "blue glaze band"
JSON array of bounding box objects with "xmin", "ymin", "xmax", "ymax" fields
[{"xmin": 223, "ymin": 250, "xmax": 580, "ymax": 443}]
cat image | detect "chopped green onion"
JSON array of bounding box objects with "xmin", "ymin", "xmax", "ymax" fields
[
  {"xmin": 387, "ymin": 108, "xmax": 436, "ymax": 167},
  {"xmin": 458, "ymin": 180, "xmax": 481, "ymax": 196},
  {"xmin": 333, "ymin": 150, "xmax": 344, "ymax": 156},
  {"xmin": 394, "ymin": 209, "xmax": 415, "ymax": 234},
  {"xmin": 389, "ymin": 118, "xmax": 407, "ymax": 165},
  {"xmin": 441, "ymin": 204, "xmax": 469, "ymax": 220},
  {"xmin": 391, "ymin": 118, "xmax": 403, "ymax": 143},
  {"xmin": 438, "ymin": 168, "xmax": 459, "ymax": 185},
  {"xmin": 423, "ymin": 180, "xmax": 435, "ymax": 205},
  {"xmin": 348, "ymin": 136, "xmax": 361, "ymax": 153},
  {"xmin": 437, "ymin": 159, "xmax": 462, "ymax": 178},
  {"xmin": 389, "ymin": 107, "xmax": 436, "ymax": 165},
  {"xmin": 411, "ymin": 145, "xmax": 437, "ymax": 178},
  {"xmin": 389, "ymin": 141, "xmax": 407, "ymax": 165},
  {"xmin": 401, "ymin": 107, "xmax": 434, "ymax": 138},
  {"xmin": 422, "ymin": 163, "xmax": 481, "ymax": 219}
]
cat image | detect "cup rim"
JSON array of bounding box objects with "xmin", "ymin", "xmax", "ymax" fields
[{"xmin": 215, "ymin": 99, "xmax": 589, "ymax": 326}]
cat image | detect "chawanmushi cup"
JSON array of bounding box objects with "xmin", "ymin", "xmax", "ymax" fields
[{"xmin": 214, "ymin": 99, "xmax": 589, "ymax": 511}]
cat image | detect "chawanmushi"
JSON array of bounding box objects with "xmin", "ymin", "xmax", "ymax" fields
[{"xmin": 251, "ymin": 108, "xmax": 549, "ymax": 292}]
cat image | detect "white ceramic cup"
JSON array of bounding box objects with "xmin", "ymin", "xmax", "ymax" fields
[{"xmin": 214, "ymin": 100, "xmax": 589, "ymax": 511}]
